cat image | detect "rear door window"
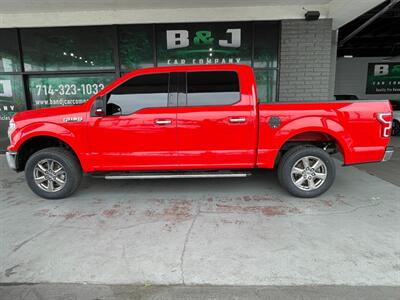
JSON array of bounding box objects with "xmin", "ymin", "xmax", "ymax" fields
[{"xmin": 186, "ymin": 71, "xmax": 240, "ymax": 107}]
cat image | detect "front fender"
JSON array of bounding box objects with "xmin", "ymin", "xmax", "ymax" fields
[
  {"xmin": 9, "ymin": 122, "xmax": 90, "ymax": 172},
  {"xmin": 12, "ymin": 122, "xmax": 78, "ymax": 150}
]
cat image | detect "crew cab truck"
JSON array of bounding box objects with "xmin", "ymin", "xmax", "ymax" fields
[{"xmin": 6, "ymin": 64, "xmax": 394, "ymax": 199}]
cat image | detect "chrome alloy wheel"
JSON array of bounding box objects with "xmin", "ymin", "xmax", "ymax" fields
[
  {"xmin": 33, "ymin": 159, "xmax": 67, "ymax": 192},
  {"xmin": 290, "ymin": 156, "xmax": 327, "ymax": 191}
]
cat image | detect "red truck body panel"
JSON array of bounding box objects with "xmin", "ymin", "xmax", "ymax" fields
[
  {"xmin": 257, "ymin": 101, "xmax": 392, "ymax": 168},
  {"xmin": 174, "ymin": 65, "xmax": 258, "ymax": 170},
  {"xmin": 8, "ymin": 64, "xmax": 392, "ymax": 173}
]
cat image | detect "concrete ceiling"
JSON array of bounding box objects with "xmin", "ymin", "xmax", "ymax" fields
[
  {"xmin": 338, "ymin": 1, "xmax": 400, "ymax": 57},
  {"xmin": 0, "ymin": 0, "xmax": 334, "ymax": 13},
  {"xmin": 0, "ymin": 0, "xmax": 385, "ymax": 29}
]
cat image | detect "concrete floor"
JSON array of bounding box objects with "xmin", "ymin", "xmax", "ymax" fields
[
  {"xmin": 1, "ymin": 284, "xmax": 400, "ymax": 300},
  {"xmin": 355, "ymin": 136, "xmax": 400, "ymax": 186},
  {"xmin": 0, "ymin": 153, "xmax": 399, "ymax": 288}
]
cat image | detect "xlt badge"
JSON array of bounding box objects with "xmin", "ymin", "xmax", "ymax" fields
[{"xmin": 63, "ymin": 117, "xmax": 82, "ymax": 123}]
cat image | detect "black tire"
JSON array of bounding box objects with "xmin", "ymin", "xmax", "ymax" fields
[
  {"xmin": 25, "ymin": 147, "xmax": 82, "ymax": 199},
  {"xmin": 277, "ymin": 145, "xmax": 335, "ymax": 198},
  {"xmin": 392, "ymin": 119, "xmax": 400, "ymax": 136}
]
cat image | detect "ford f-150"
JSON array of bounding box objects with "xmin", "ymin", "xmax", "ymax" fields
[{"xmin": 6, "ymin": 64, "xmax": 394, "ymax": 199}]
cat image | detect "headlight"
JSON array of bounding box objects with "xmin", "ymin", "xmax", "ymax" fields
[{"xmin": 7, "ymin": 118, "xmax": 16, "ymax": 140}]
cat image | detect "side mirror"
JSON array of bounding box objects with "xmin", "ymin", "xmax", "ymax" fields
[{"xmin": 91, "ymin": 96, "xmax": 106, "ymax": 117}]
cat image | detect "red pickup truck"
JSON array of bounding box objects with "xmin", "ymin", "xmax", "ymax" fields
[{"xmin": 6, "ymin": 64, "xmax": 394, "ymax": 199}]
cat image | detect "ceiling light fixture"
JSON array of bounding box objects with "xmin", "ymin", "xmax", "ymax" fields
[{"xmin": 305, "ymin": 10, "xmax": 320, "ymax": 21}]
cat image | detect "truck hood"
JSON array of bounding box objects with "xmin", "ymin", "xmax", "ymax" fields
[{"xmin": 13, "ymin": 105, "xmax": 87, "ymax": 124}]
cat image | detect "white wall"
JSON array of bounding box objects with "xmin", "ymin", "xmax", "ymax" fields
[
  {"xmin": 335, "ymin": 57, "xmax": 400, "ymax": 100},
  {"xmin": 0, "ymin": 5, "xmax": 329, "ymax": 28}
]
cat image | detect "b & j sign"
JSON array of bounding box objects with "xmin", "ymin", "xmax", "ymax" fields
[
  {"xmin": 157, "ymin": 23, "xmax": 252, "ymax": 66},
  {"xmin": 366, "ymin": 63, "xmax": 400, "ymax": 94}
]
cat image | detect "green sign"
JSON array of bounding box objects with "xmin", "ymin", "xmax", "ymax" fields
[
  {"xmin": 28, "ymin": 75, "xmax": 115, "ymax": 109},
  {"xmin": 366, "ymin": 63, "xmax": 400, "ymax": 94},
  {"xmin": 157, "ymin": 23, "xmax": 252, "ymax": 66}
]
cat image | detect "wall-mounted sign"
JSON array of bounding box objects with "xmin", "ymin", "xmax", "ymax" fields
[
  {"xmin": 28, "ymin": 75, "xmax": 115, "ymax": 109},
  {"xmin": 0, "ymin": 75, "xmax": 26, "ymax": 149},
  {"xmin": 157, "ymin": 22, "xmax": 252, "ymax": 66},
  {"xmin": 0, "ymin": 76, "xmax": 25, "ymax": 121},
  {"xmin": 366, "ymin": 63, "xmax": 400, "ymax": 94}
]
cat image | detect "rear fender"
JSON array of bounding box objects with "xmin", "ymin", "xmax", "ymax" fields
[{"xmin": 275, "ymin": 116, "xmax": 353, "ymax": 163}]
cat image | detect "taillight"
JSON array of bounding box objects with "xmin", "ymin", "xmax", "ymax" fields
[{"xmin": 377, "ymin": 112, "xmax": 392, "ymax": 138}]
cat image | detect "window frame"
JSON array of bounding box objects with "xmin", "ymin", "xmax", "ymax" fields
[
  {"xmin": 0, "ymin": 28, "xmax": 21, "ymax": 73},
  {"xmin": 254, "ymin": 69, "xmax": 278, "ymax": 104},
  {"xmin": 20, "ymin": 25, "xmax": 116, "ymax": 73},
  {"xmin": 0, "ymin": 21, "xmax": 280, "ymax": 109},
  {"xmin": 118, "ymin": 24, "xmax": 155, "ymax": 71},
  {"xmin": 104, "ymin": 72, "xmax": 173, "ymax": 117},
  {"xmin": 181, "ymin": 70, "xmax": 242, "ymax": 108}
]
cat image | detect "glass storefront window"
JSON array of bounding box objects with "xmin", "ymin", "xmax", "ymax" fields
[
  {"xmin": 0, "ymin": 75, "xmax": 26, "ymax": 149},
  {"xmin": 0, "ymin": 29, "xmax": 21, "ymax": 72},
  {"xmin": 156, "ymin": 22, "xmax": 252, "ymax": 66},
  {"xmin": 255, "ymin": 70, "xmax": 277, "ymax": 103},
  {"xmin": 21, "ymin": 27, "xmax": 115, "ymax": 71},
  {"xmin": 28, "ymin": 74, "xmax": 115, "ymax": 109},
  {"xmin": 0, "ymin": 21, "xmax": 280, "ymax": 151},
  {"xmin": 254, "ymin": 22, "xmax": 279, "ymax": 68},
  {"xmin": 119, "ymin": 25, "xmax": 154, "ymax": 71}
]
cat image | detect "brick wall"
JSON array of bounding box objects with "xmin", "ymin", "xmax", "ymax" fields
[{"xmin": 279, "ymin": 19, "xmax": 334, "ymax": 102}]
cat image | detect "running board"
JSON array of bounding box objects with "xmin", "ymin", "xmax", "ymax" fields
[{"xmin": 103, "ymin": 171, "xmax": 251, "ymax": 180}]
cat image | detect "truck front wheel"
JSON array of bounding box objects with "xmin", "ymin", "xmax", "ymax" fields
[
  {"xmin": 25, "ymin": 147, "xmax": 82, "ymax": 199},
  {"xmin": 277, "ymin": 146, "xmax": 335, "ymax": 198}
]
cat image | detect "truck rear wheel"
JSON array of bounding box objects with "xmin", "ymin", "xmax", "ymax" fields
[
  {"xmin": 25, "ymin": 147, "xmax": 82, "ymax": 199},
  {"xmin": 277, "ymin": 146, "xmax": 335, "ymax": 198}
]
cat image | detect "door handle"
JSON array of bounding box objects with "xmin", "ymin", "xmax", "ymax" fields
[
  {"xmin": 229, "ymin": 117, "xmax": 247, "ymax": 123},
  {"xmin": 155, "ymin": 119, "xmax": 172, "ymax": 125}
]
